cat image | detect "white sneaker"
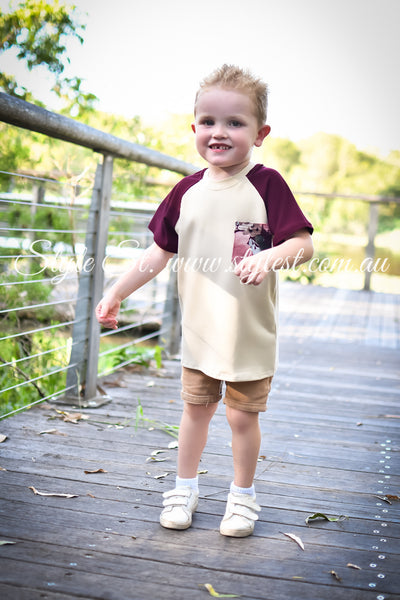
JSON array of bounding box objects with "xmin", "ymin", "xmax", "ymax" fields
[
  {"xmin": 220, "ymin": 492, "xmax": 261, "ymax": 537},
  {"xmin": 160, "ymin": 487, "xmax": 199, "ymax": 530}
]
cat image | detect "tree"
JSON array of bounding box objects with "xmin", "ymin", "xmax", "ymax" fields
[
  {"xmin": 259, "ymin": 137, "xmax": 301, "ymax": 176},
  {"xmin": 0, "ymin": 0, "xmax": 97, "ymax": 115}
]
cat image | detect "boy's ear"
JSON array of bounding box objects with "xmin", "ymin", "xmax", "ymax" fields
[
  {"xmin": 254, "ymin": 125, "xmax": 271, "ymax": 147},
  {"xmin": 191, "ymin": 123, "xmax": 196, "ymax": 133}
]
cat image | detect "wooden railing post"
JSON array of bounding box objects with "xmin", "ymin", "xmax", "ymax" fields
[
  {"xmin": 84, "ymin": 154, "xmax": 114, "ymax": 402},
  {"xmin": 364, "ymin": 203, "xmax": 379, "ymax": 291},
  {"xmin": 63, "ymin": 155, "xmax": 113, "ymax": 407},
  {"xmin": 162, "ymin": 266, "xmax": 181, "ymax": 357}
]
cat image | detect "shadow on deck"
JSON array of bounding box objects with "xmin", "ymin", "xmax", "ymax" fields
[{"xmin": 0, "ymin": 282, "xmax": 399, "ymax": 600}]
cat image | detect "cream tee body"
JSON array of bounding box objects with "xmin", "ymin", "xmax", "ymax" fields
[{"xmin": 149, "ymin": 163, "xmax": 313, "ymax": 381}]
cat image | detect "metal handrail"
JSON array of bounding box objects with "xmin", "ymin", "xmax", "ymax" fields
[{"xmin": 0, "ymin": 93, "xmax": 197, "ymax": 176}]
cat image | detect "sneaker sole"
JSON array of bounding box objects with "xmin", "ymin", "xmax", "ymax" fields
[
  {"xmin": 219, "ymin": 524, "xmax": 254, "ymax": 537},
  {"xmin": 160, "ymin": 500, "xmax": 198, "ymax": 530},
  {"xmin": 160, "ymin": 518, "xmax": 193, "ymax": 530}
]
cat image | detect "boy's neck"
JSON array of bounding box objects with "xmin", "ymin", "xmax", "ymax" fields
[{"xmin": 207, "ymin": 160, "xmax": 252, "ymax": 181}]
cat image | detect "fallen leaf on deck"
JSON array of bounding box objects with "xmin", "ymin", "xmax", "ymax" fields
[
  {"xmin": 386, "ymin": 494, "xmax": 400, "ymax": 501},
  {"xmin": 39, "ymin": 429, "xmax": 67, "ymax": 436},
  {"xmin": 347, "ymin": 563, "xmax": 361, "ymax": 570},
  {"xmin": 54, "ymin": 410, "xmax": 89, "ymax": 424},
  {"xmin": 305, "ymin": 512, "xmax": 348, "ymax": 525},
  {"xmin": 146, "ymin": 380, "xmax": 155, "ymax": 387},
  {"xmin": 283, "ymin": 532, "xmax": 305, "ymax": 550},
  {"xmin": 168, "ymin": 441, "xmax": 178, "ymax": 449},
  {"xmin": 0, "ymin": 540, "xmax": 16, "ymax": 546},
  {"xmin": 202, "ymin": 583, "xmax": 241, "ymax": 597},
  {"xmin": 198, "ymin": 469, "xmax": 208, "ymax": 474},
  {"xmin": 374, "ymin": 495, "xmax": 393, "ymax": 504},
  {"xmin": 86, "ymin": 492, "xmax": 95, "ymax": 498},
  {"xmin": 29, "ymin": 486, "xmax": 78, "ymax": 498},
  {"xmin": 151, "ymin": 449, "xmax": 166, "ymax": 456},
  {"xmin": 329, "ymin": 570, "xmax": 342, "ymax": 582},
  {"xmin": 84, "ymin": 468, "xmax": 108, "ymax": 474},
  {"xmin": 0, "ymin": 434, "xmax": 7, "ymax": 443},
  {"xmin": 154, "ymin": 472, "xmax": 172, "ymax": 479},
  {"xmin": 146, "ymin": 456, "xmax": 168, "ymax": 463}
]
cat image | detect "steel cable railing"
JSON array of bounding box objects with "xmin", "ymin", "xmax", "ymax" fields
[
  {"xmin": 0, "ymin": 169, "xmax": 95, "ymax": 416},
  {"xmin": 0, "ymin": 168, "xmax": 180, "ymax": 417},
  {"xmin": 0, "ymin": 93, "xmax": 197, "ymax": 417}
]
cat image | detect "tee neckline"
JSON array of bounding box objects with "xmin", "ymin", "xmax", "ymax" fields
[{"xmin": 203, "ymin": 162, "xmax": 255, "ymax": 190}]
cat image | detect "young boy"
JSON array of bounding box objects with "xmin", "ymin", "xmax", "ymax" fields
[{"xmin": 96, "ymin": 64, "xmax": 313, "ymax": 537}]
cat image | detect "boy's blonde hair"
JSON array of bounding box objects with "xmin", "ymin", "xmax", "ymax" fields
[{"xmin": 195, "ymin": 64, "xmax": 268, "ymax": 127}]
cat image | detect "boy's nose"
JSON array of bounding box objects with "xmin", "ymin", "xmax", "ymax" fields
[{"xmin": 212, "ymin": 123, "xmax": 227, "ymax": 138}]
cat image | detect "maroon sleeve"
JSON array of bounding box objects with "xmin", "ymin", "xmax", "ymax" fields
[
  {"xmin": 247, "ymin": 164, "xmax": 313, "ymax": 246},
  {"xmin": 148, "ymin": 170, "xmax": 205, "ymax": 253}
]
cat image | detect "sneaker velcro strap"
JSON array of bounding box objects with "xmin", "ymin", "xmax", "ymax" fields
[
  {"xmin": 163, "ymin": 488, "xmax": 192, "ymax": 499},
  {"xmin": 229, "ymin": 502, "xmax": 260, "ymax": 521},
  {"xmin": 163, "ymin": 496, "xmax": 191, "ymax": 507}
]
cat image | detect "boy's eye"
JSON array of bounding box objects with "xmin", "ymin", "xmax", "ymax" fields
[
  {"xmin": 201, "ymin": 118, "xmax": 214, "ymax": 126},
  {"xmin": 229, "ymin": 120, "xmax": 242, "ymax": 127}
]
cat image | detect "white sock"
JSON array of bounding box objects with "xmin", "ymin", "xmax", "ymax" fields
[
  {"xmin": 176, "ymin": 475, "xmax": 199, "ymax": 492},
  {"xmin": 230, "ymin": 481, "xmax": 255, "ymax": 496}
]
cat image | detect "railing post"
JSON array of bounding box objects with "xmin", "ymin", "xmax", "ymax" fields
[
  {"xmin": 363, "ymin": 202, "xmax": 379, "ymax": 291},
  {"xmin": 62, "ymin": 155, "xmax": 113, "ymax": 407},
  {"xmin": 29, "ymin": 184, "xmax": 44, "ymax": 273},
  {"xmin": 162, "ymin": 266, "xmax": 181, "ymax": 357},
  {"xmin": 84, "ymin": 154, "xmax": 113, "ymax": 401}
]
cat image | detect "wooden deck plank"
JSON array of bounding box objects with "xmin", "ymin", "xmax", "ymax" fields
[
  {"xmin": 1, "ymin": 521, "xmax": 400, "ymax": 590},
  {"xmin": 1, "ymin": 283, "xmax": 399, "ymax": 600}
]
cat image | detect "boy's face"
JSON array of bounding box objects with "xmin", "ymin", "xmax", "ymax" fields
[{"xmin": 192, "ymin": 87, "xmax": 270, "ymax": 179}]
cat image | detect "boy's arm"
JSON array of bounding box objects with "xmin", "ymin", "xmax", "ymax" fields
[
  {"xmin": 96, "ymin": 242, "xmax": 174, "ymax": 329},
  {"xmin": 234, "ymin": 229, "xmax": 313, "ymax": 286}
]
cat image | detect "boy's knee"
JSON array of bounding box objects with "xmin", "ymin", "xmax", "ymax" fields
[
  {"xmin": 226, "ymin": 405, "xmax": 259, "ymax": 433},
  {"xmin": 184, "ymin": 401, "xmax": 218, "ymax": 420}
]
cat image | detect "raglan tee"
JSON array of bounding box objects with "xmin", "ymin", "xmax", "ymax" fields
[{"xmin": 149, "ymin": 162, "xmax": 313, "ymax": 381}]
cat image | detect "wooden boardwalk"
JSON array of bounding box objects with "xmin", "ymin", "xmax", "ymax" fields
[{"xmin": 0, "ymin": 282, "xmax": 399, "ymax": 600}]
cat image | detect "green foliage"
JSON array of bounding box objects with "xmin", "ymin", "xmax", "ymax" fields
[
  {"xmin": 0, "ymin": 329, "xmax": 69, "ymax": 417},
  {"xmin": 0, "ymin": 123, "xmax": 31, "ymax": 185},
  {"xmin": 98, "ymin": 343, "xmax": 163, "ymax": 375},
  {"xmin": 0, "ymin": 0, "xmax": 84, "ymax": 73},
  {"xmin": 0, "ymin": 0, "xmax": 97, "ymax": 115},
  {"xmin": 135, "ymin": 398, "xmax": 179, "ymax": 439},
  {"xmin": 0, "ymin": 272, "xmax": 54, "ymax": 325},
  {"xmin": 259, "ymin": 137, "xmax": 301, "ymax": 175},
  {"xmin": 0, "ymin": 333, "xmax": 163, "ymax": 417}
]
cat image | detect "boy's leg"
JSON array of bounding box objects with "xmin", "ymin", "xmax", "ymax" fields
[
  {"xmin": 225, "ymin": 406, "xmax": 261, "ymax": 488},
  {"xmin": 160, "ymin": 368, "xmax": 221, "ymax": 530},
  {"xmin": 177, "ymin": 402, "xmax": 219, "ymax": 478},
  {"xmin": 220, "ymin": 377, "xmax": 271, "ymax": 537}
]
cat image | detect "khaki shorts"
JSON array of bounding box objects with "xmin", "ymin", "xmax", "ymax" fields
[{"xmin": 181, "ymin": 367, "xmax": 273, "ymax": 413}]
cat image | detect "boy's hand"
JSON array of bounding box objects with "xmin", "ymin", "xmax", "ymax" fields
[
  {"xmin": 234, "ymin": 252, "xmax": 269, "ymax": 286},
  {"xmin": 95, "ymin": 294, "xmax": 121, "ymax": 329}
]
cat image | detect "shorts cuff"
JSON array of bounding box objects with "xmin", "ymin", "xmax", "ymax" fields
[
  {"xmin": 181, "ymin": 390, "xmax": 222, "ymax": 405},
  {"xmin": 223, "ymin": 397, "xmax": 267, "ymax": 413}
]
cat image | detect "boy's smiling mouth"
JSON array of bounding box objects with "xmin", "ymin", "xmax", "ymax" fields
[{"xmin": 209, "ymin": 144, "xmax": 231, "ymax": 150}]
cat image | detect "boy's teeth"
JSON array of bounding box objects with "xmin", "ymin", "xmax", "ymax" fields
[{"xmin": 211, "ymin": 144, "xmax": 229, "ymax": 149}]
